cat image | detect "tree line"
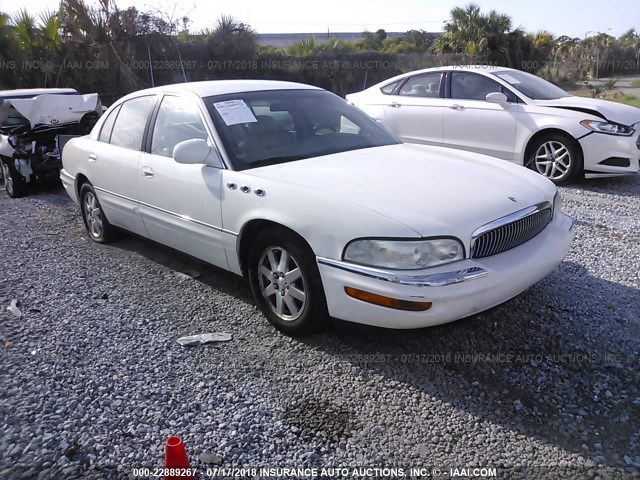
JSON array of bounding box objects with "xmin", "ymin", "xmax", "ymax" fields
[{"xmin": 1, "ymin": 1, "xmax": 639, "ymax": 103}]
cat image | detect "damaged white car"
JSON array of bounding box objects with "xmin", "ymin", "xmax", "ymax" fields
[
  {"xmin": 347, "ymin": 66, "xmax": 640, "ymax": 184},
  {"xmin": 0, "ymin": 88, "xmax": 102, "ymax": 198}
]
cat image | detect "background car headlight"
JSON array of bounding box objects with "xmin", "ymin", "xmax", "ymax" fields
[
  {"xmin": 343, "ymin": 238, "xmax": 464, "ymax": 270},
  {"xmin": 553, "ymin": 190, "xmax": 562, "ymax": 217},
  {"xmin": 580, "ymin": 119, "xmax": 634, "ymax": 136}
]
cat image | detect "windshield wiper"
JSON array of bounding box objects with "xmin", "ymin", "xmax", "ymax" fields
[{"xmin": 248, "ymin": 155, "xmax": 308, "ymax": 168}]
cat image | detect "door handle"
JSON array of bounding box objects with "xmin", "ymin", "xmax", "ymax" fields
[
  {"xmin": 141, "ymin": 167, "xmax": 154, "ymax": 178},
  {"xmin": 88, "ymin": 153, "xmax": 97, "ymax": 162},
  {"xmin": 449, "ymin": 104, "xmax": 465, "ymax": 110},
  {"xmin": 389, "ymin": 102, "xmax": 402, "ymax": 108}
]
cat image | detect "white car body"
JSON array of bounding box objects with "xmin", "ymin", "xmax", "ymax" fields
[
  {"xmin": 61, "ymin": 80, "xmax": 574, "ymax": 331},
  {"xmin": 346, "ymin": 66, "xmax": 640, "ymax": 182}
]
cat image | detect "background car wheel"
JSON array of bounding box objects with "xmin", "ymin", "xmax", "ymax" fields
[
  {"xmin": 248, "ymin": 228, "xmax": 328, "ymax": 335},
  {"xmin": 1, "ymin": 159, "xmax": 28, "ymax": 198},
  {"xmin": 79, "ymin": 183, "xmax": 120, "ymax": 243},
  {"xmin": 527, "ymin": 133, "xmax": 582, "ymax": 185}
]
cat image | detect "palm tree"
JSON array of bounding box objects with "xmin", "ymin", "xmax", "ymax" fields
[
  {"xmin": 483, "ymin": 10, "xmax": 514, "ymax": 63},
  {"xmin": 0, "ymin": 12, "xmax": 22, "ymax": 88},
  {"xmin": 435, "ymin": 3, "xmax": 519, "ymax": 65},
  {"xmin": 58, "ymin": 0, "xmax": 141, "ymax": 92},
  {"xmin": 618, "ymin": 28, "xmax": 640, "ymax": 67},
  {"xmin": 12, "ymin": 9, "xmax": 40, "ymax": 50},
  {"xmin": 207, "ymin": 15, "xmax": 257, "ymax": 61},
  {"xmin": 287, "ymin": 38, "xmax": 320, "ymax": 56},
  {"xmin": 618, "ymin": 28, "xmax": 639, "ymax": 48},
  {"xmin": 39, "ymin": 10, "xmax": 62, "ymax": 51},
  {"xmin": 323, "ymin": 38, "xmax": 354, "ymax": 54},
  {"xmin": 435, "ymin": 4, "xmax": 484, "ymax": 54}
]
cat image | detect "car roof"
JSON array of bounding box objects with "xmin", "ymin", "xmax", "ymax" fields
[
  {"xmin": 377, "ymin": 65, "xmax": 514, "ymax": 86},
  {"xmin": 0, "ymin": 88, "xmax": 79, "ymax": 99},
  {"xmin": 125, "ymin": 80, "xmax": 323, "ymax": 99}
]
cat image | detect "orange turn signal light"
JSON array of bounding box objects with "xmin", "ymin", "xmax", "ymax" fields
[{"xmin": 344, "ymin": 287, "xmax": 432, "ymax": 312}]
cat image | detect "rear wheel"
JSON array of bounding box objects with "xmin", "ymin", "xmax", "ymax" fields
[
  {"xmin": 1, "ymin": 158, "xmax": 28, "ymax": 198},
  {"xmin": 80, "ymin": 183, "xmax": 120, "ymax": 243},
  {"xmin": 527, "ymin": 133, "xmax": 582, "ymax": 185},
  {"xmin": 248, "ymin": 228, "xmax": 328, "ymax": 335}
]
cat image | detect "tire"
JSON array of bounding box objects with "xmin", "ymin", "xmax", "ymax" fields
[
  {"xmin": 1, "ymin": 158, "xmax": 28, "ymax": 198},
  {"xmin": 526, "ymin": 133, "xmax": 583, "ymax": 185},
  {"xmin": 248, "ymin": 228, "xmax": 328, "ymax": 335},
  {"xmin": 79, "ymin": 183, "xmax": 120, "ymax": 243}
]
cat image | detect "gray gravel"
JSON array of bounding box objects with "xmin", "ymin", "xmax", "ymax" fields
[{"xmin": 1, "ymin": 176, "xmax": 639, "ymax": 480}]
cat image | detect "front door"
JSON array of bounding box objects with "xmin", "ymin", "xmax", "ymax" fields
[
  {"xmin": 137, "ymin": 94, "xmax": 229, "ymax": 269},
  {"xmin": 442, "ymin": 71, "xmax": 520, "ymax": 161}
]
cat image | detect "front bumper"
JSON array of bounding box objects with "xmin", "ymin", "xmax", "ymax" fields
[
  {"xmin": 579, "ymin": 130, "xmax": 640, "ymax": 177},
  {"xmin": 317, "ymin": 213, "xmax": 574, "ymax": 329}
]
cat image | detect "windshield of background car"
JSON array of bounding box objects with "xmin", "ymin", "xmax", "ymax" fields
[
  {"xmin": 491, "ymin": 70, "xmax": 572, "ymax": 100},
  {"xmin": 204, "ymin": 89, "xmax": 400, "ymax": 170}
]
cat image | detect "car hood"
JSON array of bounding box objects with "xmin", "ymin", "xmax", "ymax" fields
[
  {"xmin": 534, "ymin": 96, "xmax": 640, "ymax": 126},
  {"xmin": 246, "ymin": 144, "xmax": 556, "ymax": 240}
]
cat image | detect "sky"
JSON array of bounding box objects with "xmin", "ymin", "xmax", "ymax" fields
[{"xmin": 1, "ymin": 0, "xmax": 638, "ymax": 38}]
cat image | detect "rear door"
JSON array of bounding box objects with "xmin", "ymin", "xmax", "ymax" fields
[
  {"xmin": 442, "ymin": 71, "xmax": 520, "ymax": 161},
  {"xmin": 382, "ymin": 72, "xmax": 445, "ymax": 146},
  {"xmin": 137, "ymin": 94, "xmax": 229, "ymax": 269},
  {"xmin": 89, "ymin": 95, "xmax": 156, "ymax": 236}
]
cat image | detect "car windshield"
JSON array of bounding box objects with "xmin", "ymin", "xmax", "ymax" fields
[
  {"xmin": 490, "ymin": 70, "xmax": 572, "ymax": 100},
  {"xmin": 204, "ymin": 89, "xmax": 400, "ymax": 170}
]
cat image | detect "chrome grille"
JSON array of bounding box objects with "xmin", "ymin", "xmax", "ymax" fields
[{"xmin": 472, "ymin": 208, "xmax": 552, "ymax": 259}]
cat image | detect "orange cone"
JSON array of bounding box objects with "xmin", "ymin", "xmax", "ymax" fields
[{"xmin": 164, "ymin": 436, "xmax": 193, "ymax": 480}]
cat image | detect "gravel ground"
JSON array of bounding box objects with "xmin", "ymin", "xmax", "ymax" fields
[{"xmin": 1, "ymin": 175, "xmax": 639, "ymax": 480}]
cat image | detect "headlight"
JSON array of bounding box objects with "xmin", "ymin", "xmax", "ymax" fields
[
  {"xmin": 580, "ymin": 119, "xmax": 634, "ymax": 136},
  {"xmin": 343, "ymin": 238, "xmax": 464, "ymax": 270},
  {"xmin": 553, "ymin": 190, "xmax": 562, "ymax": 217}
]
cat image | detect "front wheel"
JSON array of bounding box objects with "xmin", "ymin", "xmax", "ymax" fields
[
  {"xmin": 248, "ymin": 228, "xmax": 328, "ymax": 335},
  {"xmin": 1, "ymin": 159, "xmax": 28, "ymax": 198},
  {"xmin": 527, "ymin": 134, "xmax": 582, "ymax": 185}
]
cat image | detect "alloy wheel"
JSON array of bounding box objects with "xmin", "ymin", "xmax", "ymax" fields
[
  {"xmin": 534, "ymin": 140, "xmax": 572, "ymax": 181},
  {"xmin": 257, "ymin": 246, "xmax": 307, "ymax": 321},
  {"xmin": 83, "ymin": 191, "xmax": 104, "ymax": 238}
]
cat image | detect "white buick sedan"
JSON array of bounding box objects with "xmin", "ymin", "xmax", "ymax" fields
[
  {"xmin": 61, "ymin": 80, "xmax": 574, "ymax": 334},
  {"xmin": 347, "ymin": 66, "xmax": 640, "ymax": 184}
]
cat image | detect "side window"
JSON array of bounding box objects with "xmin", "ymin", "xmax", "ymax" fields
[
  {"xmin": 399, "ymin": 73, "xmax": 442, "ymax": 98},
  {"xmin": 110, "ymin": 96, "xmax": 156, "ymax": 150},
  {"xmin": 380, "ymin": 80, "xmax": 402, "ymax": 95},
  {"xmin": 340, "ymin": 116, "xmax": 360, "ymax": 134},
  {"xmin": 98, "ymin": 105, "xmax": 120, "ymax": 143},
  {"xmin": 151, "ymin": 96, "xmax": 208, "ymax": 158},
  {"xmin": 502, "ymin": 88, "xmax": 519, "ymax": 103},
  {"xmin": 451, "ymin": 72, "xmax": 502, "ymax": 101}
]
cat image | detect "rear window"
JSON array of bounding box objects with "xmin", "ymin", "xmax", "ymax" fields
[
  {"xmin": 98, "ymin": 105, "xmax": 121, "ymax": 143},
  {"xmin": 109, "ymin": 96, "xmax": 156, "ymax": 150}
]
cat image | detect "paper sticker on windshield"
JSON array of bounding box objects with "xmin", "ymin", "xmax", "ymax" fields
[
  {"xmin": 497, "ymin": 74, "xmax": 521, "ymax": 85},
  {"xmin": 213, "ymin": 99, "xmax": 257, "ymax": 126}
]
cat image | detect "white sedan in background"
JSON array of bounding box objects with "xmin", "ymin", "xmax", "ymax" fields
[
  {"xmin": 347, "ymin": 66, "xmax": 640, "ymax": 184},
  {"xmin": 61, "ymin": 80, "xmax": 574, "ymax": 335}
]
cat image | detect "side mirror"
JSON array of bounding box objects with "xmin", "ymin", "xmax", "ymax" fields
[
  {"xmin": 173, "ymin": 139, "xmax": 222, "ymax": 167},
  {"xmin": 485, "ymin": 92, "xmax": 509, "ymax": 104}
]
